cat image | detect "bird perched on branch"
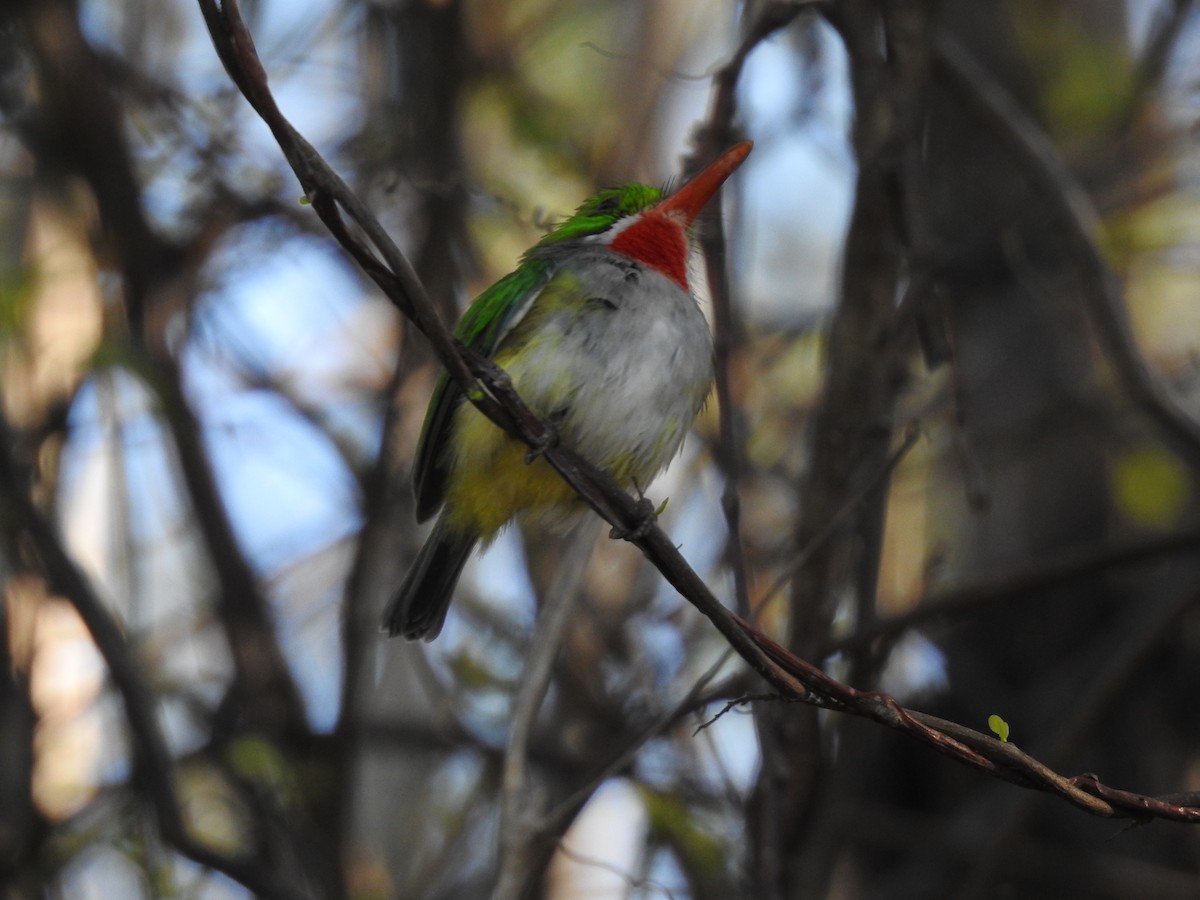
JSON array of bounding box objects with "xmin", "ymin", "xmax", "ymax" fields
[{"xmin": 383, "ymin": 142, "xmax": 752, "ymax": 640}]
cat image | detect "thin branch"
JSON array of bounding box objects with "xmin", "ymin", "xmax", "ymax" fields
[
  {"xmin": 553, "ymin": 840, "xmax": 679, "ymax": 900},
  {"xmin": 830, "ymin": 526, "xmax": 1200, "ymax": 654},
  {"xmin": 538, "ymin": 654, "xmax": 755, "ymax": 844},
  {"xmin": 690, "ymin": 2, "xmax": 805, "ymax": 619},
  {"xmin": 196, "ymin": 0, "xmax": 471, "ymax": 398},
  {"xmin": 760, "ymin": 422, "xmax": 921, "ymax": 618},
  {"xmin": 735, "ymin": 620, "xmax": 1200, "ymax": 822},
  {"xmin": 494, "ymin": 522, "xmax": 597, "ymax": 900},
  {"xmin": 955, "ymin": 577, "xmax": 1200, "ymax": 897}
]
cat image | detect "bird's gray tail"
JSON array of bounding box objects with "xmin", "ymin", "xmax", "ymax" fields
[{"xmin": 381, "ymin": 517, "xmax": 477, "ymax": 641}]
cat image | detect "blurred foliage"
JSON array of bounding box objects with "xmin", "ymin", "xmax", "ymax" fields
[
  {"xmin": 641, "ymin": 787, "xmax": 726, "ymax": 882},
  {"xmin": 1014, "ymin": 2, "xmax": 1135, "ymax": 140},
  {"xmin": 1112, "ymin": 444, "xmax": 1191, "ymax": 527}
]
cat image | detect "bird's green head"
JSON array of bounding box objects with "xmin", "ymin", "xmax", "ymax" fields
[
  {"xmin": 523, "ymin": 143, "xmax": 752, "ymax": 290},
  {"xmin": 532, "ymin": 184, "xmax": 663, "ymax": 250}
]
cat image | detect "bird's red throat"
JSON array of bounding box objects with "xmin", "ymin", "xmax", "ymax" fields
[{"xmin": 608, "ymin": 213, "xmax": 690, "ymax": 291}]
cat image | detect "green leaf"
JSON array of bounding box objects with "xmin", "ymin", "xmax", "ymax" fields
[
  {"xmin": 226, "ymin": 736, "xmax": 294, "ymax": 803},
  {"xmin": 988, "ymin": 714, "xmax": 1010, "ymax": 743},
  {"xmin": 447, "ymin": 650, "xmax": 500, "ymax": 690}
]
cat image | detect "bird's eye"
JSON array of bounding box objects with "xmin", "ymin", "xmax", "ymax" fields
[{"xmin": 593, "ymin": 196, "xmax": 619, "ymax": 214}]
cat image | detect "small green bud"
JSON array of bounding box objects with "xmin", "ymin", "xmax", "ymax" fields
[{"xmin": 987, "ymin": 714, "xmax": 1010, "ymax": 742}]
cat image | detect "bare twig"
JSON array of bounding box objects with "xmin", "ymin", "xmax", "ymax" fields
[
  {"xmin": 196, "ymin": 0, "xmax": 471, "ymax": 399},
  {"xmin": 553, "ymin": 840, "xmax": 679, "ymax": 899},
  {"xmin": 538, "ymin": 655, "xmax": 754, "ymax": 845},
  {"xmin": 734, "ymin": 619, "xmax": 1200, "ymax": 822},
  {"xmin": 956, "ymin": 578, "xmax": 1200, "ymax": 896}
]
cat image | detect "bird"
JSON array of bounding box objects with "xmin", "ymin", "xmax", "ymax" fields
[{"xmin": 382, "ymin": 141, "xmax": 752, "ymax": 640}]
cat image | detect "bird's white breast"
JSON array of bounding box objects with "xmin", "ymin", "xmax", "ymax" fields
[{"xmin": 499, "ymin": 248, "xmax": 714, "ymax": 486}]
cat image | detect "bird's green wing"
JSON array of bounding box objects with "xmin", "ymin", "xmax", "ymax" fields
[{"xmin": 412, "ymin": 259, "xmax": 553, "ymax": 521}]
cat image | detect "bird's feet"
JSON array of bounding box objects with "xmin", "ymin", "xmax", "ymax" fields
[
  {"xmin": 523, "ymin": 420, "xmax": 560, "ymax": 464},
  {"xmin": 609, "ymin": 490, "xmax": 659, "ymax": 542}
]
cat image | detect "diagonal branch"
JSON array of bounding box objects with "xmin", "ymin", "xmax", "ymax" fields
[
  {"xmin": 734, "ymin": 619, "xmax": 1200, "ymax": 822},
  {"xmin": 196, "ymin": 0, "xmax": 1200, "ymax": 830},
  {"xmin": 195, "ymin": 0, "xmax": 802, "ymax": 699}
]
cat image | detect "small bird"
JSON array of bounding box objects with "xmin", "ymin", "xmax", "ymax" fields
[{"xmin": 383, "ymin": 142, "xmax": 752, "ymax": 640}]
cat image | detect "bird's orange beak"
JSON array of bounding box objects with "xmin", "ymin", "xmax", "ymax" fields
[{"xmin": 654, "ymin": 141, "xmax": 753, "ymax": 226}]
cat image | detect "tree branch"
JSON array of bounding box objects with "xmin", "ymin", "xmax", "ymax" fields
[
  {"xmin": 690, "ymin": 2, "xmax": 806, "ymax": 619},
  {"xmin": 934, "ymin": 33, "xmax": 1200, "ymax": 469},
  {"xmin": 0, "ymin": 415, "xmax": 309, "ymax": 900},
  {"xmin": 196, "ymin": 0, "xmax": 1200, "ymax": 831},
  {"xmin": 19, "ymin": 0, "xmax": 310, "ymax": 742}
]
